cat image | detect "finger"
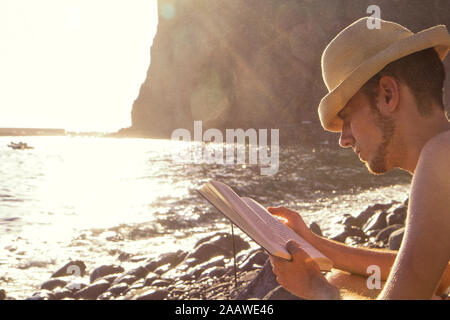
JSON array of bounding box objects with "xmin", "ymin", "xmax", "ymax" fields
[{"xmin": 267, "ymin": 206, "xmax": 300, "ymax": 222}]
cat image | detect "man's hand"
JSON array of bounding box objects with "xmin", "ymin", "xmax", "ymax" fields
[
  {"xmin": 267, "ymin": 206, "xmax": 315, "ymax": 243},
  {"xmin": 269, "ymin": 240, "xmax": 340, "ymax": 300}
]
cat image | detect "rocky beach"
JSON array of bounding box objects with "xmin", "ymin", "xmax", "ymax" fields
[{"xmin": 0, "ymin": 197, "xmax": 410, "ymax": 300}]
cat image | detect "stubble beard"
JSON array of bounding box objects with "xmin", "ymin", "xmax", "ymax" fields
[{"xmin": 366, "ymin": 110, "xmax": 396, "ymax": 175}]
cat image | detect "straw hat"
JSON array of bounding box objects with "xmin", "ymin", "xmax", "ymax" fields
[{"xmin": 319, "ymin": 17, "xmax": 450, "ymax": 132}]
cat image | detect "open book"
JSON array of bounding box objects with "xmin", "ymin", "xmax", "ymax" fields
[{"xmin": 198, "ymin": 180, "xmax": 333, "ymax": 272}]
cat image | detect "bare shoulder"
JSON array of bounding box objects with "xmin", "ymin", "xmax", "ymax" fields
[{"xmin": 418, "ymin": 130, "xmax": 450, "ymax": 175}]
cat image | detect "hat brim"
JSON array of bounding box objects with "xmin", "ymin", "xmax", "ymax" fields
[{"xmin": 319, "ymin": 25, "xmax": 450, "ymax": 132}]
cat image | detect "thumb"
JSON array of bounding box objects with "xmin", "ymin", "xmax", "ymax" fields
[{"xmin": 286, "ymin": 240, "xmax": 310, "ymax": 262}]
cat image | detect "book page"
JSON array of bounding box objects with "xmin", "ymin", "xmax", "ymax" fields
[{"xmin": 199, "ymin": 180, "xmax": 333, "ymax": 271}]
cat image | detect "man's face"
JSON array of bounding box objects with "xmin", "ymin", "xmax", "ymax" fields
[{"xmin": 338, "ymin": 90, "xmax": 396, "ymax": 174}]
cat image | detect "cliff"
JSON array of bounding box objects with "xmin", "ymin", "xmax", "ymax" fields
[{"xmin": 119, "ymin": 0, "xmax": 450, "ymax": 144}]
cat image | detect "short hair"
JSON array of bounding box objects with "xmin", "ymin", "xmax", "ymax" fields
[{"xmin": 360, "ymin": 48, "xmax": 446, "ymax": 117}]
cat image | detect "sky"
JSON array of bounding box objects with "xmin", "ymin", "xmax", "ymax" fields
[{"xmin": 0, "ymin": 0, "xmax": 159, "ymax": 132}]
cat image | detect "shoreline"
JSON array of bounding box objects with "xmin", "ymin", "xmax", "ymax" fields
[{"xmin": 0, "ymin": 198, "xmax": 409, "ymax": 300}]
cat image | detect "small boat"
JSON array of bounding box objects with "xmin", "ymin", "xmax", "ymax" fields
[{"xmin": 7, "ymin": 142, "xmax": 34, "ymax": 150}]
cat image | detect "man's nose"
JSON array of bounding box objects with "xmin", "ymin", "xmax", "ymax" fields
[{"xmin": 339, "ymin": 127, "xmax": 355, "ymax": 148}]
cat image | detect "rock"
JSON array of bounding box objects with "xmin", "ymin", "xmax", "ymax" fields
[
  {"xmin": 344, "ymin": 226, "xmax": 366, "ymax": 239},
  {"xmin": 263, "ymin": 285, "xmax": 302, "ymax": 300},
  {"xmin": 108, "ymin": 283, "xmax": 129, "ymax": 296},
  {"xmin": 53, "ymin": 288, "xmax": 73, "ymax": 300},
  {"xmin": 0, "ymin": 289, "xmax": 6, "ymax": 300},
  {"xmin": 386, "ymin": 205, "xmax": 407, "ymax": 226},
  {"xmin": 96, "ymin": 274, "xmax": 119, "ymax": 284},
  {"xmin": 153, "ymin": 263, "xmax": 171, "ymax": 275},
  {"xmin": 90, "ymin": 264, "xmax": 125, "ymax": 283},
  {"xmin": 112, "ymin": 266, "xmax": 149, "ymax": 286},
  {"xmin": 355, "ymin": 202, "xmax": 393, "ymax": 226},
  {"xmin": 145, "ymin": 250, "xmax": 187, "ymax": 273},
  {"xmin": 51, "ymin": 260, "xmax": 87, "ymax": 278},
  {"xmin": 199, "ymin": 266, "xmax": 227, "ymax": 279},
  {"xmin": 345, "ymin": 236, "xmax": 364, "ymax": 246},
  {"xmin": 341, "ymin": 215, "xmax": 359, "ymax": 228},
  {"xmin": 186, "ymin": 233, "xmax": 249, "ymax": 265},
  {"xmin": 113, "ymin": 275, "xmax": 138, "ymax": 286},
  {"xmin": 363, "ymin": 211, "xmax": 388, "ymax": 234},
  {"xmin": 375, "ymin": 224, "xmax": 404, "ymax": 242},
  {"xmin": 239, "ymin": 251, "xmax": 268, "ymax": 272},
  {"xmin": 97, "ymin": 292, "xmax": 114, "ymax": 300},
  {"xmin": 27, "ymin": 290, "xmax": 56, "ymax": 300},
  {"xmin": 235, "ymin": 261, "xmax": 279, "ymax": 299},
  {"xmin": 134, "ymin": 289, "xmax": 169, "ymax": 300},
  {"xmin": 330, "ymin": 231, "xmax": 347, "ymax": 243},
  {"xmin": 123, "ymin": 266, "xmax": 149, "ymax": 279},
  {"xmin": 151, "ymin": 279, "xmax": 173, "ymax": 287},
  {"xmin": 389, "ymin": 227, "xmax": 405, "ymax": 250},
  {"xmin": 41, "ymin": 279, "xmax": 68, "ymax": 291},
  {"xmin": 309, "ymin": 222, "xmax": 323, "ymax": 236},
  {"xmin": 74, "ymin": 279, "xmax": 111, "ymax": 300},
  {"xmin": 143, "ymin": 273, "xmax": 160, "ymax": 287},
  {"xmin": 65, "ymin": 281, "xmax": 88, "ymax": 292}
]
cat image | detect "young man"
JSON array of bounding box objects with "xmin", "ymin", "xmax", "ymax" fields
[{"xmin": 269, "ymin": 17, "xmax": 450, "ymax": 300}]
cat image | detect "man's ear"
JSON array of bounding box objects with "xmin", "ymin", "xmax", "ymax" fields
[{"xmin": 378, "ymin": 76, "xmax": 400, "ymax": 114}]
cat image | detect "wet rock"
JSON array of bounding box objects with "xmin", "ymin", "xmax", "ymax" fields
[
  {"xmin": 74, "ymin": 279, "xmax": 111, "ymax": 300},
  {"xmin": 199, "ymin": 266, "xmax": 227, "ymax": 279},
  {"xmin": 363, "ymin": 211, "xmax": 387, "ymax": 234},
  {"xmin": 344, "ymin": 226, "xmax": 366, "ymax": 239},
  {"xmin": 309, "ymin": 222, "xmax": 323, "ymax": 236},
  {"xmin": 145, "ymin": 250, "xmax": 187, "ymax": 273},
  {"xmin": 108, "ymin": 283, "xmax": 129, "ymax": 296},
  {"xmin": 341, "ymin": 215, "xmax": 359, "ymax": 228},
  {"xmin": 386, "ymin": 205, "xmax": 407, "ymax": 226},
  {"xmin": 53, "ymin": 288, "xmax": 73, "ymax": 300},
  {"xmin": 134, "ymin": 288, "xmax": 169, "ymax": 300},
  {"xmin": 330, "ymin": 230, "xmax": 347, "ymax": 243},
  {"xmin": 0, "ymin": 289, "xmax": 6, "ymax": 300},
  {"xmin": 124, "ymin": 279, "xmax": 145, "ymax": 294},
  {"xmin": 187, "ymin": 234, "xmax": 249, "ymax": 265},
  {"xmin": 113, "ymin": 275, "xmax": 138, "ymax": 286},
  {"xmin": 96, "ymin": 274, "xmax": 119, "ymax": 284},
  {"xmin": 27, "ymin": 290, "xmax": 56, "ymax": 300},
  {"xmin": 376, "ymin": 224, "xmax": 404, "ymax": 242},
  {"xmin": 143, "ymin": 273, "xmax": 160, "ymax": 287},
  {"xmin": 90, "ymin": 264, "xmax": 125, "ymax": 283},
  {"xmin": 153, "ymin": 263, "xmax": 171, "ymax": 275},
  {"xmin": 239, "ymin": 251, "xmax": 268, "ymax": 272},
  {"xmin": 389, "ymin": 227, "xmax": 405, "ymax": 251},
  {"xmin": 355, "ymin": 202, "xmax": 394, "ymax": 226},
  {"xmin": 97, "ymin": 292, "xmax": 114, "ymax": 300},
  {"xmin": 124, "ymin": 266, "xmax": 149, "ymax": 279},
  {"xmin": 263, "ymin": 285, "xmax": 302, "ymax": 300},
  {"xmin": 345, "ymin": 236, "xmax": 364, "ymax": 246},
  {"xmin": 65, "ymin": 281, "xmax": 88, "ymax": 292},
  {"xmin": 151, "ymin": 279, "xmax": 173, "ymax": 287},
  {"xmin": 40, "ymin": 279, "xmax": 67, "ymax": 291},
  {"xmin": 235, "ymin": 261, "xmax": 279, "ymax": 299},
  {"xmin": 51, "ymin": 260, "xmax": 87, "ymax": 278}
]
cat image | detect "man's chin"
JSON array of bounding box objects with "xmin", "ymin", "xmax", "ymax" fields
[{"xmin": 365, "ymin": 160, "xmax": 389, "ymax": 175}]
